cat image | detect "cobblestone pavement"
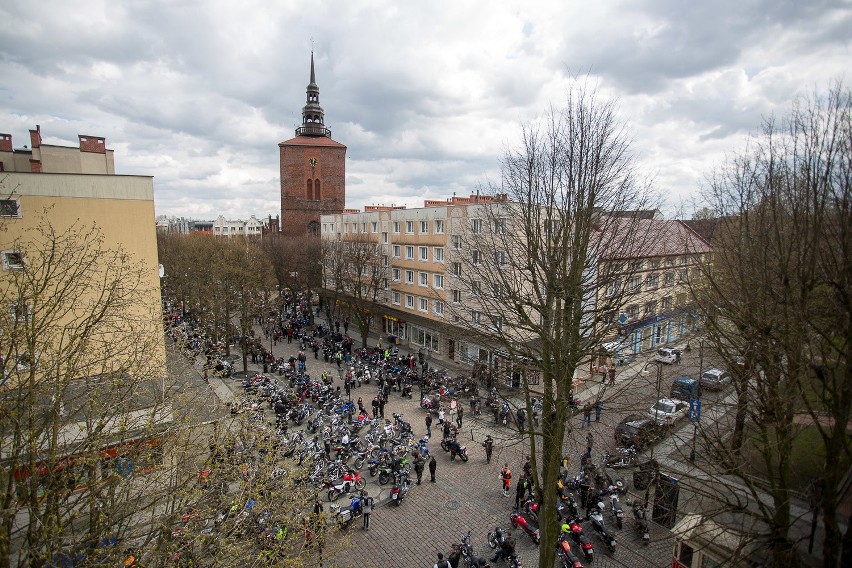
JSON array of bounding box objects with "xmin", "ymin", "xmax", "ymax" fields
[{"xmin": 198, "ymin": 324, "xmax": 673, "ymax": 568}]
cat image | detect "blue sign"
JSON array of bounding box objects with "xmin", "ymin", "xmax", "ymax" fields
[
  {"xmin": 618, "ymin": 313, "xmax": 628, "ymax": 325},
  {"xmin": 689, "ymin": 399, "xmax": 701, "ymax": 422}
]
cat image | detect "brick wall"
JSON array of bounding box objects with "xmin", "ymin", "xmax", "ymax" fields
[{"xmin": 280, "ymin": 141, "xmax": 346, "ymax": 236}]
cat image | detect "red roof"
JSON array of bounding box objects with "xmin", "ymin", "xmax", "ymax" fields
[{"xmin": 279, "ymin": 136, "xmax": 346, "ymax": 148}]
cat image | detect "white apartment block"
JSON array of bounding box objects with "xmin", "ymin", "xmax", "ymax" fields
[{"xmin": 212, "ymin": 215, "xmax": 264, "ymax": 237}]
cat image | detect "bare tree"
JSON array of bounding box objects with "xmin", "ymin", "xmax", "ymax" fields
[
  {"xmin": 450, "ymin": 84, "xmax": 654, "ymax": 567},
  {"xmin": 692, "ymin": 82, "xmax": 851, "ymax": 567}
]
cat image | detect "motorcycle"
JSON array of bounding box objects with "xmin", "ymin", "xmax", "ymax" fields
[
  {"xmin": 603, "ymin": 446, "xmax": 637, "ymax": 469},
  {"xmin": 439, "ymin": 438, "xmax": 469, "ymax": 462},
  {"xmin": 564, "ymin": 519, "xmax": 594, "ymax": 562},
  {"xmin": 608, "ymin": 489, "xmax": 625, "ymax": 529},
  {"xmin": 556, "ymin": 534, "xmax": 584, "ymax": 568},
  {"xmin": 390, "ymin": 472, "xmax": 412, "ymax": 506},
  {"xmin": 522, "ymin": 496, "xmax": 539, "ymax": 523},
  {"xmin": 509, "ymin": 511, "xmax": 540, "ymax": 545},
  {"xmin": 587, "ymin": 503, "xmax": 617, "ymax": 553},
  {"xmin": 487, "ymin": 526, "xmax": 507, "ymax": 550},
  {"xmin": 633, "ymin": 502, "xmax": 651, "ymax": 545},
  {"xmin": 330, "ymin": 494, "xmax": 362, "ymax": 529}
]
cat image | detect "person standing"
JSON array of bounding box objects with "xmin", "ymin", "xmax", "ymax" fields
[
  {"xmin": 595, "ymin": 400, "xmax": 603, "ymax": 423},
  {"xmin": 425, "ymin": 413, "xmax": 433, "ymax": 438},
  {"xmin": 456, "ymin": 405, "xmax": 464, "ymax": 428},
  {"xmin": 608, "ymin": 366, "xmax": 616, "ymax": 385},
  {"xmin": 372, "ymin": 396, "xmax": 380, "ymax": 418},
  {"xmin": 580, "ymin": 403, "xmax": 592, "ymax": 428},
  {"xmin": 438, "ymin": 408, "xmax": 445, "ymax": 426},
  {"xmin": 482, "ymin": 435, "xmax": 494, "ymax": 464},
  {"xmin": 379, "ymin": 395, "xmax": 386, "ymax": 419},
  {"xmin": 585, "ymin": 432, "xmax": 594, "ymax": 461},
  {"xmin": 433, "ymin": 553, "xmax": 450, "ymax": 568},
  {"xmin": 514, "ymin": 474, "xmax": 529, "ymax": 510},
  {"xmin": 500, "ymin": 463, "xmax": 512, "ymax": 497},
  {"xmin": 414, "ymin": 453, "xmax": 426, "ymax": 485},
  {"xmin": 429, "ymin": 455, "xmax": 437, "ymax": 482},
  {"xmin": 361, "ymin": 491, "xmax": 374, "ymax": 530}
]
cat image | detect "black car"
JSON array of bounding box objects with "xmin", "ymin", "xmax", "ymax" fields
[{"xmin": 614, "ymin": 414, "xmax": 663, "ymax": 450}]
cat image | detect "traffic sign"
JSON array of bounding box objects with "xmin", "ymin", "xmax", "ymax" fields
[
  {"xmin": 618, "ymin": 313, "xmax": 628, "ymax": 325},
  {"xmin": 689, "ymin": 399, "xmax": 701, "ymax": 422}
]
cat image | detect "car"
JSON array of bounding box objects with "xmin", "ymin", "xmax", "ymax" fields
[
  {"xmin": 653, "ymin": 347, "xmax": 681, "ymax": 364},
  {"xmin": 670, "ymin": 375, "xmax": 702, "ymax": 400},
  {"xmin": 614, "ymin": 414, "xmax": 664, "ymax": 450},
  {"xmin": 647, "ymin": 398, "xmax": 689, "ymax": 426},
  {"xmin": 700, "ymin": 368, "xmax": 730, "ymax": 390}
]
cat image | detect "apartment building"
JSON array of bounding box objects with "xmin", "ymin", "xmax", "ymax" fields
[{"xmin": 321, "ymin": 197, "xmax": 710, "ymax": 371}]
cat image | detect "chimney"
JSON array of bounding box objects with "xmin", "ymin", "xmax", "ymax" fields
[
  {"xmin": 0, "ymin": 133, "xmax": 12, "ymax": 152},
  {"xmin": 79, "ymin": 134, "xmax": 106, "ymax": 154},
  {"xmin": 29, "ymin": 125, "xmax": 41, "ymax": 149}
]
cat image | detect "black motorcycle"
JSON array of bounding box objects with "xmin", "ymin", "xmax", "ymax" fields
[
  {"xmin": 439, "ymin": 438, "xmax": 469, "ymax": 462},
  {"xmin": 587, "ymin": 503, "xmax": 617, "ymax": 553}
]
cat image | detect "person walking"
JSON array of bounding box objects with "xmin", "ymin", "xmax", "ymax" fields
[
  {"xmin": 414, "ymin": 453, "xmax": 426, "ymax": 485},
  {"xmin": 500, "ymin": 463, "xmax": 512, "ymax": 497},
  {"xmin": 482, "ymin": 435, "xmax": 494, "ymax": 464},
  {"xmin": 595, "ymin": 400, "xmax": 603, "ymax": 423},
  {"xmin": 425, "ymin": 413, "xmax": 433, "ymax": 438},
  {"xmin": 429, "ymin": 455, "xmax": 437, "ymax": 482},
  {"xmin": 580, "ymin": 403, "xmax": 592, "ymax": 428},
  {"xmin": 456, "ymin": 405, "xmax": 464, "ymax": 428},
  {"xmin": 361, "ymin": 491, "xmax": 374, "ymax": 530}
]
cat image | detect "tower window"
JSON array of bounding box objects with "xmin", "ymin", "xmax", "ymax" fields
[
  {"xmin": 315, "ymin": 179, "xmax": 321, "ymax": 200},
  {"xmin": 306, "ymin": 179, "xmax": 314, "ymax": 200}
]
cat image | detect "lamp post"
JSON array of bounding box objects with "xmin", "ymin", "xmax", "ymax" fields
[
  {"xmin": 644, "ymin": 360, "xmax": 664, "ymax": 508},
  {"xmin": 688, "ymin": 339, "xmax": 704, "ymax": 463}
]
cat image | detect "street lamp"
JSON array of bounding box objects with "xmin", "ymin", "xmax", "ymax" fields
[
  {"xmin": 642, "ymin": 360, "xmax": 664, "ymax": 508},
  {"xmin": 688, "ymin": 339, "xmax": 704, "ymax": 463}
]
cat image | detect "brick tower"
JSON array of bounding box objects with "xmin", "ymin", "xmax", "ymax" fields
[{"xmin": 279, "ymin": 52, "xmax": 347, "ymax": 236}]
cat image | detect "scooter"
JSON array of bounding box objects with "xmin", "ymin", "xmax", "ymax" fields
[
  {"xmin": 556, "ymin": 534, "xmax": 584, "ymax": 568},
  {"xmin": 633, "ymin": 502, "xmax": 651, "ymax": 545},
  {"xmin": 587, "ymin": 503, "xmax": 617, "ymax": 553},
  {"xmin": 509, "ymin": 510, "xmax": 540, "ymax": 545},
  {"xmin": 564, "ymin": 519, "xmax": 594, "ymax": 562},
  {"xmin": 390, "ymin": 472, "xmax": 412, "ymax": 506}
]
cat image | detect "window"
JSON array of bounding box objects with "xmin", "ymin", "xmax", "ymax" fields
[
  {"xmin": 419, "ymin": 272, "xmax": 429, "ymax": 286},
  {"xmin": 0, "ymin": 199, "xmax": 20, "ymax": 218},
  {"xmin": 452, "ymin": 235, "xmax": 462, "ymax": 250},
  {"xmin": 678, "ymin": 269, "xmax": 688, "ymax": 282},
  {"xmin": 393, "ymin": 221, "xmax": 400, "ymax": 233},
  {"xmin": 646, "ymin": 274, "xmax": 659, "ymax": 290},
  {"xmin": 493, "ymin": 251, "xmax": 506, "ymax": 268},
  {"xmin": 493, "ymin": 218, "xmax": 506, "ymax": 234},
  {"xmin": 419, "ymin": 298, "xmax": 428, "ymax": 312},
  {"xmin": 382, "ymin": 278, "xmax": 389, "ymax": 290},
  {"xmin": 371, "ymin": 222, "xmax": 378, "ymax": 233},
  {"xmin": 405, "ymin": 246, "xmax": 415, "ymax": 260},
  {"xmin": 602, "ymin": 310, "xmax": 616, "ymax": 324},
  {"xmin": 490, "ymin": 315, "xmax": 503, "ymax": 331},
  {"xmin": 412, "ymin": 326, "xmax": 440, "ymax": 351},
  {"xmin": 434, "ymin": 300, "xmax": 444, "ymax": 316},
  {"xmin": 392, "ymin": 291, "xmax": 401, "ymax": 305},
  {"xmin": 406, "ymin": 221, "xmax": 414, "ymax": 234},
  {"xmin": 361, "ymin": 222, "xmax": 367, "ymax": 233},
  {"xmin": 470, "ymin": 310, "xmax": 481, "ymax": 324},
  {"xmin": 451, "ymin": 262, "xmax": 461, "ymax": 277},
  {"xmin": 605, "ymin": 279, "xmax": 622, "ymax": 297},
  {"xmin": 452, "ymin": 290, "xmax": 462, "ymax": 303},
  {"xmin": 2, "ymin": 251, "xmax": 24, "ymax": 271},
  {"xmin": 471, "ymin": 219, "xmax": 482, "ymax": 234},
  {"xmin": 434, "ymin": 219, "xmax": 444, "ymax": 234},
  {"xmin": 392, "ymin": 268, "xmax": 401, "ymax": 282},
  {"xmin": 649, "ymin": 259, "xmax": 661, "ymax": 269},
  {"xmin": 610, "ymin": 262, "xmax": 624, "ymax": 274},
  {"xmin": 471, "ymin": 281, "xmax": 481, "ymax": 297},
  {"xmin": 382, "ymin": 232, "xmax": 388, "ymax": 244},
  {"xmin": 664, "ymin": 272, "xmax": 675, "ymax": 287},
  {"xmin": 405, "ymin": 270, "xmax": 414, "ymax": 284},
  {"xmin": 434, "ymin": 247, "xmax": 444, "ymax": 262},
  {"xmin": 420, "ymin": 220, "xmax": 428, "ymax": 233},
  {"xmin": 382, "ymin": 255, "xmax": 389, "ymax": 267},
  {"xmin": 406, "ymin": 295, "xmax": 414, "ymax": 308},
  {"xmin": 630, "ymin": 260, "xmax": 643, "ymax": 271},
  {"xmin": 627, "ymin": 276, "xmax": 641, "ymax": 293},
  {"xmin": 680, "ymin": 256, "xmax": 690, "ymax": 265},
  {"xmin": 645, "ymin": 301, "xmax": 657, "ymax": 315},
  {"xmin": 419, "ymin": 246, "xmax": 428, "ymax": 261},
  {"xmin": 661, "ymin": 296, "xmax": 672, "ymax": 311},
  {"xmin": 471, "ymin": 250, "xmax": 481, "ymax": 266},
  {"xmin": 393, "ymin": 245, "xmax": 401, "ymax": 258},
  {"xmin": 626, "ymin": 305, "xmax": 639, "ymax": 319},
  {"xmin": 433, "ymin": 274, "xmax": 444, "ymax": 289},
  {"xmin": 8, "ymin": 302, "xmax": 32, "ymax": 322},
  {"xmin": 491, "ymin": 282, "xmax": 505, "ymax": 298},
  {"xmin": 665, "ymin": 257, "xmax": 676, "ymax": 267}
]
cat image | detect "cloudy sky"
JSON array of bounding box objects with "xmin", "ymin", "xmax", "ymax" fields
[{"xmin": 2, "ymin": 0, "xmax": 849, "ymax": 220}]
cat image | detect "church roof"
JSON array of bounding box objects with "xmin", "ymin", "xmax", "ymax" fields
[{"xmin": 278, "ymin": 136, "xmax": 346, "ymax": 148}]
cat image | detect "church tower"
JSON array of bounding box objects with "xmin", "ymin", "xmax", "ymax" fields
[{"xmin": 279, "ymin": 52, "xmax": 347, "ymax": 236}]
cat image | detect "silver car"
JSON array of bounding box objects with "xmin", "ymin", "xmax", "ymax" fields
[{"xmin": 700, "ymin": 368, "xmax": 730, "ymax": 390}]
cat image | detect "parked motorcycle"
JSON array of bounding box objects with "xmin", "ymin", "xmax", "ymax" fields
[
  {"xmin": 603, "ymin": 446, "xmax": 637, "ymax": 469},
  {"xmin": 390, "ymin": 472, "xmax": 412, "ymax": 505},
  {"xmin": 509, "ymin": 511, "xmax": 540, "ymax": 545},
  {"xmin": 329, "ymin": 494, "xmax": 362, "ymax": 529},
  {"xmin": 587, "ymin": 503, "xmax": 617, "ymax": 553},
  {"xmin": 633, "ymin": 502, "xmax": 651, "ymax": 545},
  {"xmin": 608, "ymin": 490, "xmax": 625, "ymax": 529},
  {"xmin": 556, "ymin": 534, "xmax": 584, "ymax": 568},
  {"xmin": 487, "ymin": 526, "xmax": 507, "ymax": 550},
  {"xmin": 563, "ymin": 519, "xmax": 594, "ymax": 562}
]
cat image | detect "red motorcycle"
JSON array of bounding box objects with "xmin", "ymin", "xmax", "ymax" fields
[
  {"xmin": 341, "ymin": 469, "xmax": 366, "ymax": 491},
  {"xmin": 557, "ymin": 534, "xmax": 584, "ymax": 568},
  {"xmin": 564, "ymin": 519, "xmax": 594, "ymax": 562},
  {"xmin": 509, "ymin": 511, "xmax": 540, "ymax": 544}
]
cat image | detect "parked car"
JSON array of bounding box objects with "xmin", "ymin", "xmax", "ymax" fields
[
  {"xmin": 700, "ymin": 368, "xmax": 730, "ymax": 390},
  {"xmin": 654, "ymin": 347, "xmax": 681, "ymax": 364},
  {"xmin": 648, "ymin": 398, "xmax": 689, "ymax": 426},
  {"xmin": 670, "ymin": 375, "xmax": 702, "ymax": 400},
  {"xmin": 614, "ymin": 414, "xmax": 664, "ymax": 450}
]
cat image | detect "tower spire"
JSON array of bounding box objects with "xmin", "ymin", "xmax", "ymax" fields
[{"xmin": 297, "ymin": 51, "xmax": 330, "ymax": 137}]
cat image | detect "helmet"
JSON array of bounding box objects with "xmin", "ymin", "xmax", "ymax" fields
[{"xmin": 561, "ymin": 523, "xmax": 571, "ymax": 534}]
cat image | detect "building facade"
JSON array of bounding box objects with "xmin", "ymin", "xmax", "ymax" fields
[
  {"xmin": 279, "ymin": 53, "xmax": 346, "ymax": 236},
  {"xmin": 0, "ymin": 125, "xmax": 115, "ymax": 174},
  {"xmin": 212, "ymin": 214, "xmax": 265, "ymax": 237}
]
